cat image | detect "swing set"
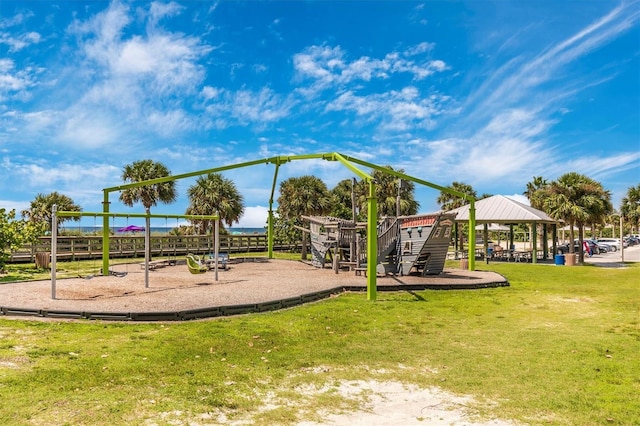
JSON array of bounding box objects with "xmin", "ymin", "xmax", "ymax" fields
[{"xmin": 50, "ymin": 205, "xmax": 219, "ymax": 300}]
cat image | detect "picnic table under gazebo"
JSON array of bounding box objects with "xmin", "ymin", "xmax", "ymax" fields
[{"xmin": 447, "ymin": 195, "xmax": 560, "ymax": 263}]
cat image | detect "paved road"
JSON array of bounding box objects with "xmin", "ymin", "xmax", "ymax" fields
[{"xmin": 584, "ymin": 244, "xmax": 640, "ymax": 265}]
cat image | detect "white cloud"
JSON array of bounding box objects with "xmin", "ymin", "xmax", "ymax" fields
[
  {"xmin": 0, "ymin": 31, "xmax": 41, "ymax": 52},
  {"xmin": 13, "ymin": 162, "xmax": 120, "ymax": 189},
  {"xmin": 59, "ymin": 112, "xmax": 123, "ymax": 149},
  {"xmin": 404, "ymin": 41, "xmax": 435, "ymax": 56},
  {"xmin": 440, "ymin": 2, "xmax": 640, "ymax": 189},
  {"xmin": 0, "ymin": 59, "xmax": 39, "ymax": 101},
  {"xmin": 505, "ymin": 194, "xmax": 530, "ymax": 205},
  {"xmin": 0, "ymin": 11, "xmax": 35, "ymax": 29},
  {"xmin": 56, "ymin": 0, "xmax": 212, "ymax": 146},
  {"xmin": 545, "ymin": 152, "xmax": 640, "ymax": 180},
  {"xmin": 204, "ymin": 87, "xmax": 295, "ymax": 126},
  {"xmin": 464, "ymin": 2, "xmax": 640, "ymax": 122},
  {"xmin": 0, "ymin": 199, "xmax": 29, "ymax": 212},
  {"xmin": 326, "ymin": 87, "xmax": 448, "ymax": 132},
  {"xmin": 148, "ymin": 1, "xmax": 184, "ymax": 27},
  {"xmin": 236, "ymin": 205, "xmax": 268, "ymax": 228},
  {"xmin": 201, "ymin": 86, "xmax": 220, "ymax": 100},
  {"xmin": 293, "ymin": 43, "xmax": 448, "ymax": 95}
]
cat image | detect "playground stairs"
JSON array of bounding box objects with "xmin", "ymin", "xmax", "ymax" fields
[
  {"xmin": 306, "ymin": 214, "xmax": 455, "ymax": 277},
  {"xmin": 375, "ymin": 218, "xmax": 401, "ymax": 274}
]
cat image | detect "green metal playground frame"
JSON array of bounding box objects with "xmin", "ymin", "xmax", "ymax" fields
[
  {"xmin": 51, "ymin": 206, "xmax": 219, "ymax": 299},
  {"xmin": 101, "ymin": 152, "xmax": 477, "ymax": 301}
]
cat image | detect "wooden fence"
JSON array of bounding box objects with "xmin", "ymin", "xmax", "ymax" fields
[{"xmin": 9, "ymin": 234, "xmax": 296, "ymax": 264}]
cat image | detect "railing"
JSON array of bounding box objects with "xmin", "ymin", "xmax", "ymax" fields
[
  {"xmin": 8, "ymin": 234, "xmax": 295, "ymax": 263},
  {"xmin": 377, "ymin": 217, "xmax": 400, "ymax": 259}
]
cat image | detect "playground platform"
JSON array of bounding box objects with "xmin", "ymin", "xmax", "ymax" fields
[{"xmin": 0, "ymin": 259, "xmax": 508, "ymax": 322}]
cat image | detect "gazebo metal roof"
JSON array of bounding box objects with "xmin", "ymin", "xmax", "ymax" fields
[{"xmin": 447, "ymin": 194, "xmax": 558, "ymax": 224}]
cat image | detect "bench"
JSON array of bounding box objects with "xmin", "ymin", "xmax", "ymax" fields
[
  {"xmin": 139, "ymin": 259, "xmax": 176, "ymax": 270},
  {"xmin": 204, "ymin": 253, "xmax": 229, "ymax": 270}
]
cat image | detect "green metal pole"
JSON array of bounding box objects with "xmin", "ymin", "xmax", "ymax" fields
[
  {"xmin": 468, "ymin": 200, "xmax": 476, "ymax": 270},
  {"xmin": 51, "ymin": 204, "xmax": 57, "ymax": 299},
  {"xmin": 267, "ymin": 163, "xmax": 281, "ymax": 259},
  {"xmin": 102, "ymin": 193, "xmax": 110, "ymax": 276},
  {"xmin": 267, "ymin": 211, "xmax": 274, "ymax": 259},
  {"xmin": 367, "ymin": 180, "xmax": 377, "ymax": 301}
]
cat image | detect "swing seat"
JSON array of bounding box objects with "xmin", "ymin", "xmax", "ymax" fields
[{"xmin": 186, "ymin": 255, "xmax": 207, "ymax": 274}]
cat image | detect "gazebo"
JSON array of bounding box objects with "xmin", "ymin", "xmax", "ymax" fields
[{"xmin": 447, "ymin": 195, "xmax": 560, "ymax": 263}]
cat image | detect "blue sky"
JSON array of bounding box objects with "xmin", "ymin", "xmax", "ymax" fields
[{"xmin": 1, "ymin": 0, "xmax": 639, "ymax": 228}]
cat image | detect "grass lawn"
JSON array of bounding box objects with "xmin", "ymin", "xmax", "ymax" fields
[{"xmin": 0, "ymin": 261, "xmax": 638, "ymax": 425}]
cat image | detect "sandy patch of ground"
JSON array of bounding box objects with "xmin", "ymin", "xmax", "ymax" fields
[{"xmin": 294, "ymin": 380, "xmax": 517, "ymax": 426}]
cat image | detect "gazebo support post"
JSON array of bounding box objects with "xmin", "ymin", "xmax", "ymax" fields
[
  {"xmin": 543, "ymin": 223, "xmax": 548, "ymax": 260},
  {"xmin": 552, "ymin": 224, "xmax": 557, "ymax": 256},
  {"xmin": 483, "ymin": 224, "xmax": 489, "ymax": 260},
  {"xmin": 509, "ymin": 224, "xmax": 515, "ymax": 253},
  {"xmin": 532, "ymin": 221, "xmax": 538, "ymax": 264}
]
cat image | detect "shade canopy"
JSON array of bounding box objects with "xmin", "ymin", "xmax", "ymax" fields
[
  {"xmin": 447, "ymin": 195, "xmax": 558, "ymax": 224},
  {"xmin": 117, "ymin": 225, "xmax": 145, "ymax": 232},
  {"xmin": 474, "ymin": 223, "xmax": 511, "ymax": 231}
]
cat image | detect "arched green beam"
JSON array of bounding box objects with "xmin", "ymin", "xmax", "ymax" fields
[
  {"xmin": 102, "ymin": 154, "xmax": 332, "ymax": 264},
  {"xmin": 101, "ymin": 152, "xmax": 473, "ymax": 300},
  {"xmin": 337, "ymin": 154, "xmax": 477, "ymax": 270}
]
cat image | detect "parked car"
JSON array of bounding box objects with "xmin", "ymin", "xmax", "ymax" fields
[
  {"xmin": 557, "ymin": 239, "xmax": 602, "ymax": 255},
  {"xmin": 625, "ymin": 236, "xmax": 639, "ymax": 246},
  {"xmin": 589, "ymin": 240, "xmax": 610, "ymax": 253},
  {"xmin": 595, "ymin": 238, "xmax": 622, "ymax": 251}
]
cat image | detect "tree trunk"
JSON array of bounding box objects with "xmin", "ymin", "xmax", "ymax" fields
[{"xmin": 568, "ymin": 222, "xmax": 576, "ymax": 253}]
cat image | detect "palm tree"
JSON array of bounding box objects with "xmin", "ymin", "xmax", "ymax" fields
[
  {"xmin": 437, "ymin": 182, "xmax": 477, "ymax": 250},
  {"xmin": 22, "ymin": 192, "xmax": 82, "ymax": 232},
  {"xmin": 119, "ymin": 160, "xmax": 177, "ymax": 261},
  {"xmin": 349, "ymin": 167, "xmax": 420, "ymax": 220},
  {"xmin": 523, "ymin": 176, "xmax": 549, "ymax": 251},
  {"xmin": 371, "ymin": 167, "xmax": 419, "ymax": 217},
  {"xmin": 543, "ymin": 172, "xmax": 611, "ymax": 263},
  {"xmin": 523, "ymin": 176, "xmax": 549, "ymax": 210},
  {"xmin": 436, "ymin": 181, "xmax": 476, "ymax": 212},
  {"xmin": 277, "ymin": 176, "xmax": 331, "ymax": 259},
  {"xmin": 186, "ymin": 173, "xmax": 244, "ymax": 234},
  {"xmin": 620, "ymin": 184, "xmax": 640, "ymax": 235},
  {"xmin": 329, "ymin": 178, "xmax": 357, "ymax": 220}
]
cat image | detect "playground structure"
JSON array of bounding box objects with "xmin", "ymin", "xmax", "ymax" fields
[
  {"xmin": 305, "ymin": 213, "xmax": 456, "ymax": 276},
  {"xmin": 51, "ymin": 206, "xmax": 220, "ymax": 298},
  {"xmin": 56, "ymin": 152, "xmax": 478, "ymax": 302}
]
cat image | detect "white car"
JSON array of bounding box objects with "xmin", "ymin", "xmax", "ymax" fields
[{"xmin": 595, "ymin": 238, "xmax": 622, "ymax": 251}]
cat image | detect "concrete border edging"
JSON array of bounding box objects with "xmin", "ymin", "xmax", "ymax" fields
[{"xmin": 0, "ymin": 280, "xmax": 508, "ymax": 322}]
